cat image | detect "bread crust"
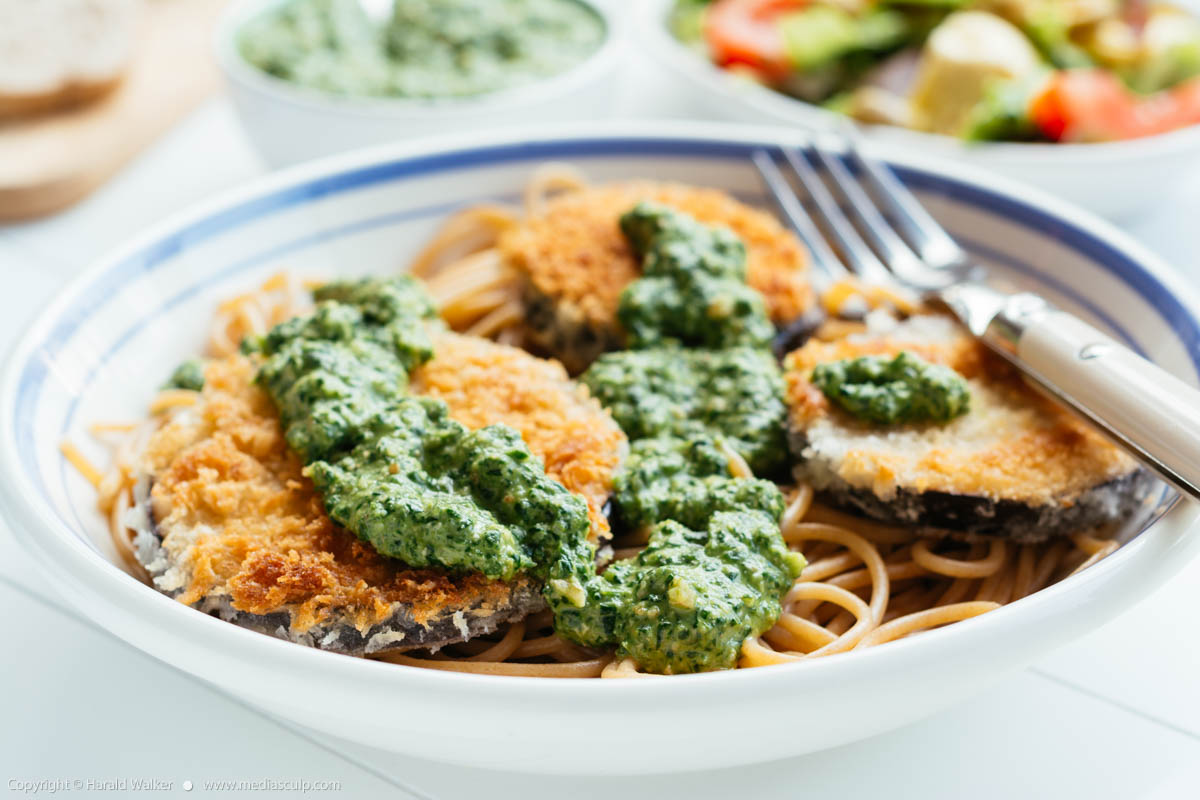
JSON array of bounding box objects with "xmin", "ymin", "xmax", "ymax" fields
[
  {"xmin": 0, "ymin": 74, "xmax": 125, "ymax": 117},
  {"xmin": 0, "ymin": 0, "xmax": 137, "ymax": 118}
]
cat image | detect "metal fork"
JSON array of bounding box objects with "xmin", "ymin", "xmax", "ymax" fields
[{"xmin": 753, "ymin": 138, "xmax": 1200, "ymax": 503}]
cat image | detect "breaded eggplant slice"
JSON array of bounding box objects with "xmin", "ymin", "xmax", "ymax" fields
[
  {"xmin": 783, "ymin": 314, "xmax": 1148, "ymax": 542},
  {"xmin": 500, "ymin": 181, "xmax": 814, "ymax": 372},
  {"xmin": 131, "ymin": 352, "xmax": 617, "ymax": 656},
  {"xmin": 410, "ymin": 330, "xmax": 627, "ymax": 544}
]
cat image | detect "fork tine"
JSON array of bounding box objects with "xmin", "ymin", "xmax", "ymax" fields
[
  {"xmin": 842, "ymin": 135, "xmax": 969, "ymax": 272},
  {"xmin": 751, "ymin": 149, "xmax": 847, "ymax": 284},
  {"xmin": 808, "ymin": 143, "xmax": 938, "ymax": 288},
  {"xmin": 780, "ymin": 147, "xmax": 893, "ymax": 285}
]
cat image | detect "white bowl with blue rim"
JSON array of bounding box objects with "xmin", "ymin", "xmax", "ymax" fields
[
  {"xmin": 216, "ymin": 0, "xmax": 628, "ymax": 167},
  {"xmin": 636, "ymin": 0, "xmax": 1200, "ymax": 221},
  {"xmin": 3, "ymin": 122, "xmax": 1199, "ymax": 775}
]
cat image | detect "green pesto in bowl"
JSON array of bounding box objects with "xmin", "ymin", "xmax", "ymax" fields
[{"xmin": 237, "ymin": 0, "xmax": 607, "ymax": 100}]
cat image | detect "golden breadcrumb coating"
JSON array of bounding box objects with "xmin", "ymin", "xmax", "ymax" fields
[
  {"xmin": 143, "ymin": 355, "xmax": 539, "ymax": 634},
  {"xmin": 784, "ymin": 316, "xmax": 1138, "ymax": 506},
  {"xmin": 501, "ymin": 181, "xmax": 814, "ymax": 328},
  {"xmin": 411, "ymin": 331, "xmax": 626, "ymax": 543}
]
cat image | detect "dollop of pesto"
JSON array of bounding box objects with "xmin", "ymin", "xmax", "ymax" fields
[
  {"xmin": 308, "ymin": 399, "xmax": 595, "ymax": 582},
  {"xmin": 237, "ymin": 0, "xmax": 605, "ymax": 100},
  {"xmin": 250, "ymin": 278, "xmax": 437, "ymax": 462},
  {"xmin": 611, "ymin": 436, "xmax": 785, "ymax": 532},
  {"xmin": 557, "ymin": 206, "xmax": 805, "ymax": 673},
  {"xmin": 560, "ymin": 512, "xmax": 804, "ymax": 673},
  {"xmin": 582, "ymin": 346, "xmax": 788, "ymax": 476},
  {"xmin": 617, "ymin": 203, "xmax": 775, "ymax": 351},
  {"xmin": 163, "ymin": 358, "xmax": 206, "ymax": 391},
  {"xmin": 252, "ymin": 277, "xmax": 596, "ymax": 591},
  {"xmin": 812, "ymin": 350, "xmax": 971, "ymax": 425},
  {"xmin": 551, "ymin": 436, "xmax": 802, "ymax": 671}
]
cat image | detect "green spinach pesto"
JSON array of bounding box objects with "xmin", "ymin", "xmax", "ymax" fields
[
  {"xmin": 250, "ymin": 277, "xmax": 438, "ymax": 462},
  {"xmin": 551, "ymin": 434, "xmax": 804, "ymax": 672},
  {"xmin": 582, "ymin": 346, "xmax": 788, "ymax": 476},
  {"xmin": 812, "ymin": 351, "xmax": 971, "ymax": 426},
  {"xmin": 308, "ymin": 399, "xmax": 594, "ymax": 583},
  {"xmin": 559, "ymin": 512, "xmax": 804, "ymax": 674},
  {"xmin": 250, "ymin": 277, "xmax": 596, "ymax": 605},
  {"xmin": 164, "ymin": 358, "xmax": 206, "ymax": 391},
  {"xmin": 237, "ymin": 0, "xmax": 606, "ymax": 100},
  {"xmin": 560, "ymin": 204, "xmax": 805, "ymax": 673},
  {"xmin": 617, "ymin": 202, "xmax": 774, "ymax": 350},
  {"xmin": 611, "ymin": 436, "xmax": 785, "ymax": 532}
]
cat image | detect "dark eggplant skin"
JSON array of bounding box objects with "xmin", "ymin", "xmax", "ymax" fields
[
  {"xmin": 812, "ymin": 468, "xmax": 1154, "ymax": 543},
  {"xmin": 520, "ymin": 277, "xmax": 623, "ymax": 375},
  {"xmin": 789, "ymin": 424, "xmax": 1155, "ymax": 542},
  {"xmin": 190, "ymin": 584, "xmax": 546, "ymax": 657},
  {"xmin": 771, "ymin": 307, "xmax": 827, "ymax": 363},
  {"xmin": 132, "ymin": 490, "xmax": 544, "ymax": 657}
]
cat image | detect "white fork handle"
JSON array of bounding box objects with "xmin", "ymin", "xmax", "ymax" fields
[{"xmin": 983, "ymin": 304, "xmax": 1200, "ymax": 501}]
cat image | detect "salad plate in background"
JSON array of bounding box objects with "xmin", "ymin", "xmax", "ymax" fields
[{"xmin": 640, "ymin": 0, "xmax": 1200, "ymax": 218}]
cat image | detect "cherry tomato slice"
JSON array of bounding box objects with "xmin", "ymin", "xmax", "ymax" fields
[
  {"xmin": 705, "ymin": 0, "xmax": 806, "ymax": 81},
  {"xmin": 1031, "ymin": 69, "xmax": 1200, "ymax": 141}
]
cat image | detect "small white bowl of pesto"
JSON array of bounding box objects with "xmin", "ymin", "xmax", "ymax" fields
[{"xmin": 217, "ymin": 0, "xmax": 625, "ymax": 165}]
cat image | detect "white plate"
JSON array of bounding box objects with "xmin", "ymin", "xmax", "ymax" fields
[
  {"xmin": 637, "ymin": 0, "xmax": 1200, "ymax": 220},
  {"xmin": 4, "ymin": 122, "xmax": 1200, "ymax": 774}
]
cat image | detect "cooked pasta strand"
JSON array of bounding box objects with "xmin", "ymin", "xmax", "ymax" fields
[
  {"xmin": 464, "ymin": 622, "xmax": 526, "ymax": 662},
  {"xmin": 60, "ymin": 442, "xmax": 103, "ymax": 488},
  {"xmin": 409, "ymin": 206, "xmax": 519, "ymax": 279},
  {"xmin": 856, "ymin": 602, "xmax": 1000, "ymax": 649},
  {"xmin": 781, "ymin": 521, "xmax": 890, "ymax": 625},
  {"xmin": 523, "ymin": 162, "xmax": 588, "ymax": 216},
  {"xmin": 379, "ymin": 654, "xmax": 610, "ymax": 678},
  {"xmin": 912, "ymin": 538, "xmax": 1007, "ymax": 578}
]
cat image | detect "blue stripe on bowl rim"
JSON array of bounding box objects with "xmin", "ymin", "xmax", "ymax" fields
[{"xmin": 12, "ymin": 136, "xmax": 1200, "ymax": 544}]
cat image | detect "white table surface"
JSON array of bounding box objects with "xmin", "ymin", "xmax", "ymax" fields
[{"xmin": 3, "ymin": 60, "xmax": 1200, "ymax": 800}]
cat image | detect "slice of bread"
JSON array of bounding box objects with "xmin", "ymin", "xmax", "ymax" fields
[{"xmin": 0, "ymin": 0, "xmax": 140, "ymax": 117}]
